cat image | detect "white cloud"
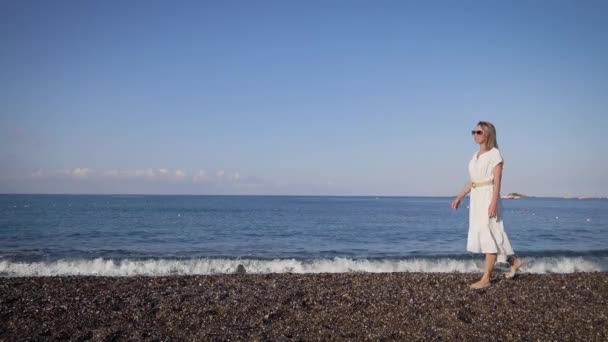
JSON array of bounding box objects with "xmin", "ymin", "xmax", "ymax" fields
[
  {"xmin": 72, "ymin": 168, "xmax": 95, "ymax": 178},
  {"xmin": 193, "ymin": 170, "xmax": 208, "ymax": 183},
  {"xmin": 27, "ymin": 167, "xmax": 252, "ymax": 185},
  {"xmin": 226, "ymin": 171, "xmax": 240, "ymax": 182},
  {"xmin": 31, "ymin": 168, "xmax": 96, "ymax": 179},
  {"xmin": 30, "ymin": 169, "xmax": 44, "ymax": 178},
  {"xmin": 132, "ymin": 168, "xmax": 187, "ymax": 182},
  {"xmin": 135, "ymin": 169, "xmax": 155, "ymax": 179},
  {"xmin": 175, "ymin": 169, "xmax": 186, "ymax": 179},
  {"xmin": 56, "ymin": 169, "xmax": 72, "ymax": 176},
  {"xmin": 103, "ymin": 169, "xmax": 136, "ymax": 179}
]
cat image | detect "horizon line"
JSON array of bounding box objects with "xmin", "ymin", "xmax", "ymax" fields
[{"xmin": 1, "ymin": 192, "xmax": 606, "ymax": 199}]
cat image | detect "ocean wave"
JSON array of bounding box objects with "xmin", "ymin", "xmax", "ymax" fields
[{"xmin": 1, "ymin": 256, "xmax": 606, "ymax": 277}]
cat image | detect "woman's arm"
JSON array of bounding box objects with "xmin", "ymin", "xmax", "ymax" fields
[
  {"xmin": 457, "ymin": 181, "xmax": 472, "ymax": 200},
  {"xmin": 488, "ymin": 162, "xmax": 504, "ymax": 217},
  {"xmin": 451, "ymin": 181, "xmax": 472, "ymax": 209},
  {"xmin": 492, "ymin": 163, "xmax": 503, "ymax": 201}
]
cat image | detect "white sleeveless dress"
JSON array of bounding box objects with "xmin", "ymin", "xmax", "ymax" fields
[{"xmin": 467, "ymin": 147, "xmax": 514, "ymax": 263}]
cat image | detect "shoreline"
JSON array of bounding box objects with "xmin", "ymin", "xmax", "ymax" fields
[{"xmin": 1, "ymin": 272, "xmax": 607, "ymax": 341}]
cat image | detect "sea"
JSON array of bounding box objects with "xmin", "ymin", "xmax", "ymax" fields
[{"xmin": 1, "ymin": 194, "xmax": 607, "ymax": 277}]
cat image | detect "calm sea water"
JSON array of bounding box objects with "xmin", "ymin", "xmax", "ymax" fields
[{"xmin": 1, "ymin": 194, "xmax": 607, "ymax": 276}]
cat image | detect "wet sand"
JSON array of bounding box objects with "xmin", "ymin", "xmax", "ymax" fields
[{"xmin": 1, "ymin": 272, "xmax": 607, "ymax": 341}]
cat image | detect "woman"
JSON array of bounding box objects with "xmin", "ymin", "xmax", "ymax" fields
[{"xmin": 451, "ymin": 121, "xmax": 525, "ymax": 289}]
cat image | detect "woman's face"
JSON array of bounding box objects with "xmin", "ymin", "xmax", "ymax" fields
[{"xmin": 472, "ymin": 125, "xmax": 486, "ymax": 145}]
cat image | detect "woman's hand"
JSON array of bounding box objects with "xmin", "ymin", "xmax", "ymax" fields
[
  {"xmin": 488, "ymin": 200, "xmax": 498, "ymax": 219},
  {"xmin": 451, "ymin": 195, "xmax": 463, "ymax": 210}
]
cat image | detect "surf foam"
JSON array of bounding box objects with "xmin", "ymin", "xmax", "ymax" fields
[{"xmin": 1, "ymin": 256, "xmax": 606, "ymax": 277}]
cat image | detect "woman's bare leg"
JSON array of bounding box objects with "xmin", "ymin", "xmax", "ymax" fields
[
  {"xmin": 505, "ymin": 255, "xmax": 525, "ymax": 278},
  {"xmin": 470, "ymin": 253, "xmax": 496, "ymax": 289},
  {"xmin": 510, "ymin": 256, "xmax": 523, "ymax": 271}
]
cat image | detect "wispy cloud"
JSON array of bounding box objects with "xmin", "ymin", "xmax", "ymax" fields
[
  {"xmin": 8, "ymin": 166, "xmax": 343, "ymax": 194},
  {"xmin": 31, "ymin": 168, "xmax": 97, "ymax": 179},
  {"xmin": 192, "ymin": 170, "xmax": 208, "ymax": 183},
  {"xmin": 72, "ymin": 168, "xmax": 96, "ymax": 178},
  {"xmin": 28, "ymin": 167, "xmax": 253, "ymax": 185}
]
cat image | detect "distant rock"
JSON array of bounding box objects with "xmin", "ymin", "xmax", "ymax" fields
[
  {"xmin": 502, "ymin": 192, "xmax": 527, "ymax": 199},
  {"xmin": 235, "ymin": 264, "xmax": 246, "ymax": 274}
]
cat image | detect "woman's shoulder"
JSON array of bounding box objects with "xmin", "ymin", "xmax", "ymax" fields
[{"xmin": 491, "ymin": 147, "xmax": 504, "ymax": 163}]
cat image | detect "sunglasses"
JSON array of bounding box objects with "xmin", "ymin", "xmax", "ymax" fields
[{"xmin": 471, "ymin": 130, "xmax": 484, "ymax": 135}]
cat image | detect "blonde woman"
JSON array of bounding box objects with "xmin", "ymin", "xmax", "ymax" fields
[{"xmin": 451, "ymin": 121, "xmax": 525, "ymax": 289}]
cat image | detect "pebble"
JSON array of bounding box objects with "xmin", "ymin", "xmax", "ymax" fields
[{"xmin": 1, "ymin": 273, "xmax": 607, "ymax": 340}]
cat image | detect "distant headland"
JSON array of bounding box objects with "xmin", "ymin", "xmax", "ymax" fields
[
  {"xmin": 501, "ymin": 193, "xmax": 606, "ymax": 200},
  {"xmin": 501, "ymin": 192, "xmax": 527, "ymax": 199}
]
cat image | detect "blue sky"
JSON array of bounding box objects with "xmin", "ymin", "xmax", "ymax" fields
[{"xmin": 1, "ymin": 0, "xmax": 607, "ymax": 197}]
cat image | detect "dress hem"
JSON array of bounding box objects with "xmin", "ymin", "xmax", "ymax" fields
[{"xmin": 466, "ymin": 248, "xmax": 514, "ymax": 256}]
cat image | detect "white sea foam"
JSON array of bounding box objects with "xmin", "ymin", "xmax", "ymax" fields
[{"xmin": 1, "ymin": 256, "xmax": 606, "ymax": 277}]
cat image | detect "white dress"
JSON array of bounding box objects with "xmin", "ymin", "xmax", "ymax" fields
[{"xmin": 467, "ymin": 147, "xmax": 514, "ymax": 263}]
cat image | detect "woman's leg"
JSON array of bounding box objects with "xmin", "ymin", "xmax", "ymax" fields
[
  {"xmin": 505, "ymin": 255, "xmax": 525, "ymax": 278},
  {"xmin": 470, "ymin": 253, "xmax": 497, "ymax": 288}
]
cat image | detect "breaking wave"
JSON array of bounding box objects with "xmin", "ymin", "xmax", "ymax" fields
[{"xmin": 1, "ymin": 255, "xmax": 607, "ymax": 277}]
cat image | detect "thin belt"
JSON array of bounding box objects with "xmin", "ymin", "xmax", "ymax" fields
[{"xmin": 471, "ymin": 179, "xmax": 494, "ymax": 188}]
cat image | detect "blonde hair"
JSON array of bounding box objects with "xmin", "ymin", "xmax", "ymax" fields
[{"xmin": 477, "ymin": 121, "xmax": 499, "ymax": 149}]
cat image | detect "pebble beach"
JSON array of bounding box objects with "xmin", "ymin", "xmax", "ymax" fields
[{"xmin": 1, "ymin": 272, "xmax": 607, "ymax": 341}]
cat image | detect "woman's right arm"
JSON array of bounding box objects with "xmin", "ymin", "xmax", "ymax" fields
[
  {"xmin": 451, "ymin": 181, "xmax": 472, "ymax": 209},
  {"xmin": 457, "ymin": 181, "xmax": 472, "ymax": 199}
]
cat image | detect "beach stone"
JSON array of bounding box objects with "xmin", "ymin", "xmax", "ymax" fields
[
  {"xmin": 0, "ymin": 273, "xmax": 607, "ymax": 340},
  {"xmin": 456, "ymin": 308, "xmax": 473, "ymax": 324},
  {"xmin": 236, "ymin": 264, "xmax": 246, "ymax": 274}
]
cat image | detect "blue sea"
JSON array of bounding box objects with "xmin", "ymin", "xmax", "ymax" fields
[{"xmin": 1, "ymin": 194, "xmax": 607, "ymax": 276}]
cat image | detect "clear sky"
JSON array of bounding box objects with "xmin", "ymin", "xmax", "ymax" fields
[{"xmin": 1, "ymin": 0, "xmax": 607, "ymax": 197}]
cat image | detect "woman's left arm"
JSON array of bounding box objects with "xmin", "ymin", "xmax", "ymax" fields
[
  {"xmin": 492, "ymin": 163, "xmax": 503, "ymax": 201},
  {"xmin": 489, "ymin": 162, "xmax": 503, "ymax": 218}
]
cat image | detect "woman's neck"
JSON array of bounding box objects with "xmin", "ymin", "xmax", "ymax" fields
[{"xmin": 479, "ymin": 144, "xmax": 490, "ymax": 152}]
